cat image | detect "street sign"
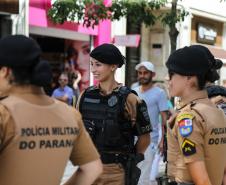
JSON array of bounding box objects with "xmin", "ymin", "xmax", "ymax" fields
[{"xmin": 113, "ymin": 34, "xmax": 140, "ymax": 47}]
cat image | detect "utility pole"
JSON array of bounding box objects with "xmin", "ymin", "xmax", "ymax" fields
[{"xmin": 125, "ymin": 17, "xmax": 141, "ymax": 87}]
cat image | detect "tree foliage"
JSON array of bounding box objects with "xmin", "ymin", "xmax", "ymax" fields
[
  {"xmin": 48, "ymin": 0, "xmax": 187, "ymax": 29},
  {"xmin": 160, "ymin": 0, "xmax": 188, "ymax": 28},
  {"xmin": 48, "ymin": 0, "xmax": 111, "ymax": 28}
]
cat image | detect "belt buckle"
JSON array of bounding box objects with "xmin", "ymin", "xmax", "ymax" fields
[{"xmin": 114, "ymin": 153, "xmax": 120, "ymax": 163}]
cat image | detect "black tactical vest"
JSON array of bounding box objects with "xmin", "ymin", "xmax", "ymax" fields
[{"xmin": 79, "ymin": 86, "xmax": 135, "ymax": 153}]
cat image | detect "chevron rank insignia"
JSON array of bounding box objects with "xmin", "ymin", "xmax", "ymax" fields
[
  {"xmin": 182, "ymin": 138, "xmax": 196, "ymax": 156},
  {"xmin": 176, "ymin": 112, "xmax": 194, "ymax": 137}
]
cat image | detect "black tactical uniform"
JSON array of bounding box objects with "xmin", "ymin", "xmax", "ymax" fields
[
  {"xmin": 78, "ymin": 43, "xmax": 152, "ymax": 185},
  {"xmin": 79, "ymin": 84, "xmax": 152, "ymax": 185}
]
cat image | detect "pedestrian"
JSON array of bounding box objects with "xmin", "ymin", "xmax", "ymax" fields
[
  {"xmin": 77, "ymin": 43, "xmax": 152, "ymax": 185},
  {"xmin": 206, "ymin": 84, "xmax": 226, "ymax": 114},
  {"xmin": 52, "ymin": 73, "xmax": 74, "ymax": 105},
  {"xmin": 0, "ymin": 35, "xmax": 102, "ymax": 185},
  {"xmin": 166, "ymin": 45, "xmax": 226, "ymax": 185},
  {"xmin": 133, "ymin": 61, "xmax": 168, "ymax": 185},
  {"xmin": 64, "ymin": 46, "xmax": 82, "ymax": 100},
  {"xmin": 206, "ymin": 84, "xmax": 226, "ymax": 185}
]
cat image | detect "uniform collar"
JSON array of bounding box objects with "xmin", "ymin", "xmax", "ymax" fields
[
  {"xmin": 95, "ymin": 83, "xmax": 123, "ymax": 95},
  {"xmin": 177, "ymin": 90, "xmax": 208, "ymax": 110},
  {"xmin": 9, "ymin": 85, "xmax": 45, "ymax": 95}
]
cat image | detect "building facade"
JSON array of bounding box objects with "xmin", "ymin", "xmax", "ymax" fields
[{"xmin": 140, "ymin": 0, "xmax": 226, "ymax": 85}]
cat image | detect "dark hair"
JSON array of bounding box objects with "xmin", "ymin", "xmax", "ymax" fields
[
  {"xmin": 191, "ymin": 45, "xmax": 222, "ymax": 88},
  {"xmin": 10, "ymin": 60, "xmax": 52, "ymax": 87},
  {"xmin": 196, "ymin": 75, "xmax": 206, "ymax": 90},
  {"xmin": 197, "ymin": 59, "xmax": 222, "ymax": 89},
  {"xmin": 205, "ymin": 60, "xmax": 222, "ymax": 82},
  {"xmin": 206, "ymin": 85, "xmax": 226, "ymax": 98},
  {"xmin": 196, "ymin": 70, "xmax": 220, "ymax": 90}
]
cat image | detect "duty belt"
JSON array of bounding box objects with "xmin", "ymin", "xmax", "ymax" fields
[
  {"xmin": 101, "ymin": 152, "xmax": 128, "ymax": 164},
  {"xmin": 156, "ymin": 175, "xmax": 194, "ymax": 185}
]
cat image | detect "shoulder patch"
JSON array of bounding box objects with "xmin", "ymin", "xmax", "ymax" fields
[
  {"xmin": 176, "ymin": 112, "xmax": 194, "ymax": 137},
  {"xmin": 182, "ymin": 138, "xmax": 196, "ymax": 156},
  {"xmin": 176, "ymin": 112, "xmax": 194, "ymax": 122}
]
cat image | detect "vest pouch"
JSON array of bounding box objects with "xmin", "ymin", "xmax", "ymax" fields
[
  {"xmin": 83, "ymin": 119, "xmax": 96, "ymax": 139},
  {"xmin": 102, "ymin": 119, "xmax": 121, "ymax": 147}
]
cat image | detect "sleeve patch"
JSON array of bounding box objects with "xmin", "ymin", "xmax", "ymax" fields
[
  {"xmin": 177, "ymin": 112, "xmax": 194, "ymax": 137},
  {"xmin": 181, "ymin": 138, "xmax": 196, "ymax": 156}
]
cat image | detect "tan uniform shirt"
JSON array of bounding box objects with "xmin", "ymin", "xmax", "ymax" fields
[
  {"xmin": 0, "ymin": 95, "xmax": 99, "ymax": 185},
  {"xmin": 167, "ymin": 117, "xmax": 179, "ymax": 181},
  {"xmin": 167, "ymin": 91, "xmax": 226, "ymax": 185},
  {"xmin": 210, "ymin": 95, "xmax": 226, "ymax": 115}
]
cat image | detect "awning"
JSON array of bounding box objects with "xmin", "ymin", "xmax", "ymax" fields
[{"xmin": 29, "ymin": 26, "xmax": 90, "ymax": 41}]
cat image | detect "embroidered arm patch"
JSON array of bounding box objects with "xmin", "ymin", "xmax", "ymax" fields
[
  {"xmin": 176, "ymin": 112, "xmax": 194, "ymax": 137},
  {"xmin": 182, "ymin": 138, "xmax": 196, "ymax": 156}
]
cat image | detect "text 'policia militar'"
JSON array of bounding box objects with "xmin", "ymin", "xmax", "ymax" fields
[{"xmin": 19, "ymin": 126, "xmax": 79, "ymax": 150}]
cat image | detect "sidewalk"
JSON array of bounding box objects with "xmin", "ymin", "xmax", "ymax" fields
[
  {"xmin": 159, "ymin": 160, "xmax": 166, "ymax": 175},
  {"xmin": 61, "ymin": 160, "xmax": 167, "ymax": 184},
  {"xmin": 61, "ymin": 161, "xmax": 77, "ymax": 185}
]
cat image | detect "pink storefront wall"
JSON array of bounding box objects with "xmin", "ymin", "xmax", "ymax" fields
[{"xmin": 29, "ymin": 0, "xmax": 112, "ymax": 46}]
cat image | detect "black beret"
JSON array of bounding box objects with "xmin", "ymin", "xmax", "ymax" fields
[
  {"xmin": 191, "ymin": 45, "xmax": 223, "ymax": 70},
  {"xmin": 0, "ymin": 35, "xmax": 41, "ymax": 67},
  {"xmin": 90, "ymin": 43, "xmax": 125, "ymax": 68},
  {"xmin": 166, "ymin": 46, "xmax": 211, "ymax": 76}
]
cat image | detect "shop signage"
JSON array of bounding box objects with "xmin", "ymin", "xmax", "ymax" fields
[
  {"xmin": 113, "ymin": 34, "xmax": 141, "ymax": 47},
  {"xmin": 197, "ymin": 23, "xmax": 217, "ymax": 45}
]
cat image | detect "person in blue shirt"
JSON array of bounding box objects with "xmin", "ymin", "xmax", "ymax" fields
[
  {"xmin": 133, "ymin": 61, "xmax": 168, "ymax": 185},
  {"xmin": 52, "ymin": 73, "xmax": 74, "ymax": 105}
]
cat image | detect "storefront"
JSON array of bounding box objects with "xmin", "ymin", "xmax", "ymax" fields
[
  {"xmin": 190, "ymin": 15, "xmax": 226, "ymax": 85},
  {"xmin": 29, "ymin": 0, "xmax": 112, "ymax": 94}
]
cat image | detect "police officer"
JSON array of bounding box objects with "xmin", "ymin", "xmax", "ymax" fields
[
  {"xmin": 77, "ymin": 43, "xmax": 152, "ymax": 185},
  {"xmin": 206, "ymin": 84, "xmax": 226, "ymax": 185},
  {"xmin": 206, "ymin": 85, "xmax": 226, "ymax": 114},
  {"xmin": 165, "ymin": 45, "xmax": 226, "ymax": 185},
  {"xmin": 0, "ymin": 35, "xmax": 102, "ymax": 185}
]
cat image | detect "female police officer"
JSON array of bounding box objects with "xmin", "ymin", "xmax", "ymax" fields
[
  {"xmin": 165, "ymin": 45, "xmax": 226, "ymax": 185},
  {"xmin": 77, "ymin": 43, "xmax": 152, "ymax": 185},
  {"xmin": 0, "ymin": 35, "xmax": 102, "ymax": 185}
]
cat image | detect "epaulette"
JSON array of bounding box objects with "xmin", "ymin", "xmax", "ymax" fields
[
  {"xmin": 190, "ymin": 102, "xmax": 206, "ymax": 122},
  {"xmin": 118, "ymin": 86, "xmax": 137, "ymax": 96},
  {"xmin": 190, "ymin": 101, "xmax": 196, "ymax": 108},
  {"xmin": 0, "ymin": 96, "xmax": 8, "ymax": 101}
]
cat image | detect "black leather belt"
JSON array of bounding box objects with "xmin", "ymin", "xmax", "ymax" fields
[{"xmin": 101, "ymin": 152, "xmax": 128, "ymax": 164}]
